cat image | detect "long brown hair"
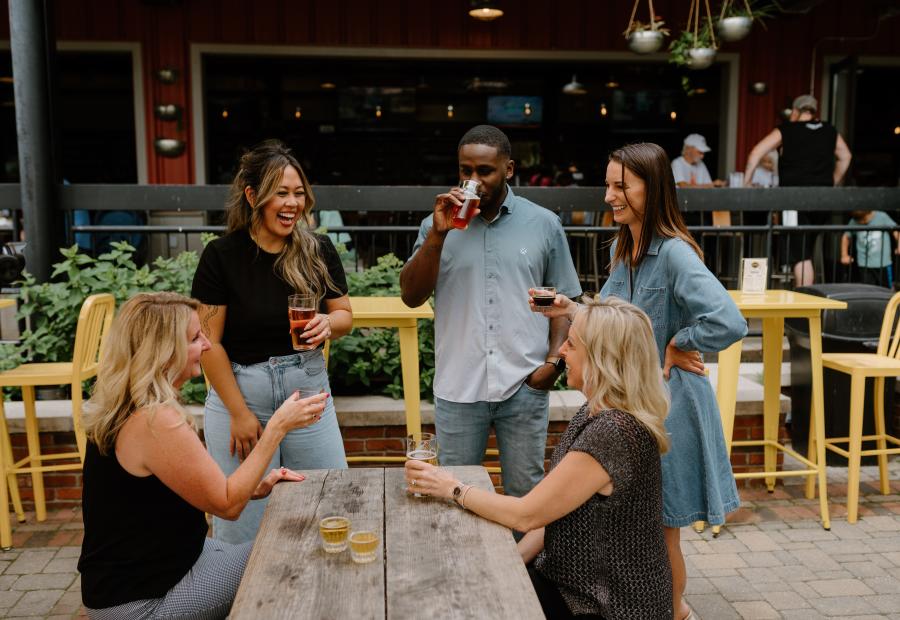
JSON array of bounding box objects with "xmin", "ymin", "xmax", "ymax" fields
[
  {"xmin": 609, "ymin": 142, "xmax": 702, "ymax": 269},
  {"xmin": 225, "ymin": 139, "xmax": 340, "ymax": 300}
]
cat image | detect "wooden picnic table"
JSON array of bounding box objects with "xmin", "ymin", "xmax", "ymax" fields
[{"xmin": 230, "ymin": 466, "xmax": 543, "ymax": 620}]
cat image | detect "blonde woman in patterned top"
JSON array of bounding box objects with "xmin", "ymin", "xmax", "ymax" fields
[{"xmin": 406, "ymin": 295, "xmax": 673, "ymax": 619}]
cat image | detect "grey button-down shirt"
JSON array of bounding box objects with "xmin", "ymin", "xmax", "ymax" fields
[{"xmin": 410, "ymin": 187, "xmax": 581, "ymax": 403}]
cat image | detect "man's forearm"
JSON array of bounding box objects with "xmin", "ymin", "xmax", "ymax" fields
[{"xmin": 400, "ymin": 229, "xmax": 446, "ymax": 307}]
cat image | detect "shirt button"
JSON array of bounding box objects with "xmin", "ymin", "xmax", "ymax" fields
[{"xmin": 488, "ymin": 299, "xmax": 493, "ymax": 304}]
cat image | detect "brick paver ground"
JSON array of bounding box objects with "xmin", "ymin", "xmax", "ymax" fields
[{"xmin": 2, "ymin": 458, "xmax": 899, "ymax": 619}]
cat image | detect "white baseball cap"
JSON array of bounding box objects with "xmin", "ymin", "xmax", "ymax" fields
[{"xmin": 683, "ymin": 133, "xmax": 711, "ymax": 153}]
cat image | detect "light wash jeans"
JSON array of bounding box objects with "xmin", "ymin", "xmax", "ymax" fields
[
  {"xmin": 204, "ymin": 349, "xmax": 347, "ymax": 544},
  {"xmin": 434, "ymin": 382, "xmax": 549, "ymax": 498}
]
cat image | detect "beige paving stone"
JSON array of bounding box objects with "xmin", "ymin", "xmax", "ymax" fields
[
  {"xmin": 742, "ymin": 552, "xmax": 784, "ymax": 568},
  {"xmin": 842, "ymin": 561, "xmax": 890, "ymax": 578},
  {"xmin": 8, "ymin": 589, "xmax": 65, "ymax": 617},
  {"xmin": 808, "ymin": 578, "xmax": 876, "ymax": 597},
  {"xmin": 690, "ymin": 553, "xmax": 749, "ymax": 571},
  {"xmin": 733, "ymin": 600, "xmax": 780, "ymax": 619},
  {"xmin": 42, "ymin": 557, "xmax": 78, "ymax": 574},
  {"xmin": 49, "ymin": 590, "xmax": 81, "ymax": 615},
  {"xmin": 868, "ymin": 594, "xmax": 900, "ymax": 614},
  {"xmin": 809, "ymin": 595, "xmax": 878, "ymax": 616},
  {"xmin": 862, "ymin": 516, "xmax": 900, "ymax": 531},
  {"xmin": 862, "ymin": 575, "xmax": 900, "ymax": 594},
  {"xmin": 734, "ymin": 531, "xmax": 782, "ymax": 551},
  {"xmin": 4, "ymin": 552, "xmax": 55, "ymax": 576},
  {"xmin": 684, "ymin": 593, "xmax": 741, "ymax": 620},
  {"xmin": 789, "ymin": 549, "xmax": 843, "ymax": 571},
  {"xmin": 708, "ymin": 576, "xmax": 760, "ymax": 602},
  {"xmin": 761, "ymin": 589, "xmax": 812, "ymax": 610},
  {"xmin": 738, "ymin": 567, "xmax": 782, "ymax": 583},
  {"xmin": 0, "ymin": 590, "xmax": 23, "ymax": 608},
  {"xmin": 772, "ymin": 565, "xmax": 819, "ymax": 583},
  {"xmin": 53, "ymin": 547, "xmax": 81, "ymax": 559}
]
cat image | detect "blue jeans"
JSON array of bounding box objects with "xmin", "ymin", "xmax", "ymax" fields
[
  {"xmin": 204, "ymin": 350, "xmax": 347, "ymax": 544},
  {"xmin": 435, "ymin": 382, "xmax": 549, "ymax": 498}
]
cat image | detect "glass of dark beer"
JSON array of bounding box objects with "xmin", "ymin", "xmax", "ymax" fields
[
  {"xmin": 450, "ymin": 180, "xmax": 481, "ymax": 230},
  {"xmin": 530, "ymin": 287, "xmax": 557, "ymax": 312},
  {"xmin": 288, "ymin": 294, "xmax": 317, "ymax": 351}
]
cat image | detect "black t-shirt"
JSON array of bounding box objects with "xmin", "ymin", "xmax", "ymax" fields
[
  {"xmin": 191, "ymin": 230, "xmax": 349, "ymax": 365},
  {"xmin": 779, "ymin": 120, "xmax": 838, "ymax": 187},
  {"xmin": 78, "ymin": 441, "xmax": 208, "ymax": 609}
]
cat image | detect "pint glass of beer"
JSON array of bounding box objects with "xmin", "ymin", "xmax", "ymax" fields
[
  {"xmin": 450, "ymin": 180, "xmax": 481, "ymax": 230},
  {"xmin": 406, "ymin": 433, "xmax": 438, "ymax": 497},
  {"xmin": 288, "ymin": 294, "xmax": 318, "ymax": 351}
]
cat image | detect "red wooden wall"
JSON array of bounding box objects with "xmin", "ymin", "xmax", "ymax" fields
[{"xmin": 2, "ymin": 0, "xmax": 899, "ymax": 183}]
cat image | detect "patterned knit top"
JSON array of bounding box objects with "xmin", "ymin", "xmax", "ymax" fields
[{"xmin": 534, "ymin": 404, "xmax": 672, "ymax": 619}]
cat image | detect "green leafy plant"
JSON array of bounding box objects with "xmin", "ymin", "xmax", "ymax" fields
[
  {"xmin": 4, "ymin": 240, "xmax": 208, "ymax": 403},
  {"xmin": 718, "ymin": 0, "xmax": 773, "ymax": 20},
  {"xmin": 668, "ymin": 26, "xmax": 716, "ymax": 67}
]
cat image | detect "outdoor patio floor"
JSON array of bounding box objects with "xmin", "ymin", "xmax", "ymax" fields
[{"xmin": 1, "ymin": 458, "xmax": 899, "ymax": 619}]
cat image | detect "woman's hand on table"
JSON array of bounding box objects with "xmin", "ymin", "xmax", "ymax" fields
[
  {"xmin": 663, "ymin": 338, "xmax": 705, "ymax": 379},
  {"xmin": 251, "ymin": 467, "xmax": 306, "ymax": 500},
  {"xmin": 405, "ymin": 460, "xmax": 458, "ymax": 500},
  {"xmin": 301, "ymin": 313, "xmax": 333, "ymax": 345}
]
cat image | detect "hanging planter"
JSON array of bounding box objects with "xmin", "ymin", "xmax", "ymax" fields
[
  {"xmin": 624, "ymin": 0, "xmax": 670, "ymax": 55},
  {"xmin": 715, "ymin": 0, "xmax": 772, "ymax": 42},
  {"xmin": 669, "ymin": 0, "xmax": 718, "ymax": 71}
]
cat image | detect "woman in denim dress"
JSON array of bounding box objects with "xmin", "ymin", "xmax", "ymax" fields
[
  {"xmin": 542, "ymin": 143, "xmax": 746, "ymax": 620},
  {"xmin": 192, "ymin": 140, "xmax": 351, "ymax": 544}
]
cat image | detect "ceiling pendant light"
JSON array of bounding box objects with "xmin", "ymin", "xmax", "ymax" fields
[
  {"xmin": 294, "ymin": 106, "xmax": 302, "ymax": 120},
  {"xmin": 469, "ymin": 0, "xmax": 503, "ymax": 21},
  {"xmin": 447, "ymin": 105, "xmax": 455, "ymax": 119},
  {"xmin": 562, "ymin": 75, "xmax": 586, "ymax": 95}
]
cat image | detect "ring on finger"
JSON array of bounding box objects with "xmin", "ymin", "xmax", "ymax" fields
[{"xmin": 411, "ymin": 479, "xmax": 418, "ymax": 486}]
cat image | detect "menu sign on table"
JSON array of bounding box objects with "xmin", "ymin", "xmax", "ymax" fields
[{"xmin": 740, "ymin": 258, "xmax": 768, "ymax": 293}]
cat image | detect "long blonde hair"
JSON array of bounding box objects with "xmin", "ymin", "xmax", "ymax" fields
[
  {"xmin": 225, "ymin": 139, "xmax": 340, "ymax": 300},
  {"xmin": 82, "ymin": 292, "xmax": 198, "ymax": 455},
  {"xmin": 573, "ymin": 295, "xmax": 670, "ymax": 453}
]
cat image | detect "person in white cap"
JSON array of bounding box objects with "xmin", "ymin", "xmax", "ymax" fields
[
  {"xmin": 743, "ymin": 94, "xmax": 852, "ymax": 286},
  {"xmin": 671, "ymin": 134, "xmax": 726, "ymax": 188}
]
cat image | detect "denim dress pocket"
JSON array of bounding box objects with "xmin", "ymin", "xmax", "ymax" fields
[{"xmin": 635, "ymin": 286, "xmax": 667, "ymax": 321}]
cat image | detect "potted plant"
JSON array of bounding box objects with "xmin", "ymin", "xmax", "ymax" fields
[
  {"xmin": 716, "ymin": 0, "xmax": 772, "ymax": 42},
  {"xmin": 669, "ymin": 26, "xmax": 718, "ymax": 70},
  {"xmin": 624, "ymin": 17, "xmax": 670, "ymax": 55}
]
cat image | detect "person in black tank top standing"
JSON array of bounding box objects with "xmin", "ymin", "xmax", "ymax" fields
[{"xmin": 743, "ymin": 94, "xmax": 852, "ymax": 286}]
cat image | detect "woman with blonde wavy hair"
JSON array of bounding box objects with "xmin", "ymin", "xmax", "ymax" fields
[
  {"xmin": 192, "ymin": 139, "xmax": 352, "ymax": 544},
  {"xmin": 77, "ymin": 292, "xmax": 327, "ymax": 619},
  {"xmin": 406, "ymin": 296, "xmax": 673, "ymax": 619}
]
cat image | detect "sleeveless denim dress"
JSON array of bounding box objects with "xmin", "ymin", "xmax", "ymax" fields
[{"xmin": 601, "ymin": 236, "xmax": 746, "ymax": 527}]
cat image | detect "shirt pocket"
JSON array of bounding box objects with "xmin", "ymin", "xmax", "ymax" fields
[
  {"xmin": 635, "ymin": 286, "xmax": 667, "ymax": 322},
  {"xmin": 603, "ymin": 279, "xmax": 627, "ymax": 300}
]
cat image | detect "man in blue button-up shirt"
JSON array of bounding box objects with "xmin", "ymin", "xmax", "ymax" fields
[{"xmin": 401, "ymin": 125, "xmax": 581, "ymax": 500}]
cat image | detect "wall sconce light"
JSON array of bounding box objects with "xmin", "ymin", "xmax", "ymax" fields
[
  {"xmin": 221, "ymin": 107, "xmax": 229, "ymax": 119},
  {"xmin": 599, "ymin": 103, "xmax": 608, "ymax": 117},
  {"xmin": 447, "ymin": 105, "xmax": 455, "ymax": 119},
  {"xmin": 375, "ymin": 105, "xmax": 382, "ymax": 118},
  {"xmin": 670, "ymin": 111, "xmax": 677, "ymax": 121},
  {"xmin": 894, "ymin": 126, "xmax": 900, "ymax": 135},
  {"xmin": 523, "ymin": 102, "xmax": 532, "ymax": 117},
  {"xmin": 155, "ymin": 68, "xmax": 179, "ymax": 84},
  {"xmin": 154, "ymin": 138, "xmax": 185, "ymax": 158},
  {"xmin": 469, "ymin": 0, "xmax": 503, "ymax": 21},
  {"xmin": 605, "ymin": 78, "xmax": 620, "ymax": 89},
  {"xmin": 154, "ymin": 104, "xmax": 182, "ymax": 121},
  {"xmin": 320, "ymin": 81, "xmax": 336, "ymax": 90},
  {"xmin": 294, "ymin": 106, "xmax": 302, "ymax": 119},
  {"xmin": 750, "ymin": 81, "xmax": 768, "ymax": 95},
  {"xmin": 562, "ymin": 75, "xmax": 586, "ymax": 95}
]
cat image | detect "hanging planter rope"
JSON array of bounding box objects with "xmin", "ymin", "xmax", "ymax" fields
[{"xmin": 624, "ymin": 0, "xmax": 670, "ymax": 54}]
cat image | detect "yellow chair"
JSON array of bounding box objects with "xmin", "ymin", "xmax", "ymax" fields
[
  {"xmin": 0, "ymin": 293, "xmax": 115, "ymax": 549},
  {"xmin": 821, "ymin": 291, "xmax": 900, "ymax": 523}
]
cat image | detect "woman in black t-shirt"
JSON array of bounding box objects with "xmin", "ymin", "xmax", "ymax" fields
[
  {"xmin": 192, "ymin": 140, "xmax": 352, "ymax": 544},
  {"xmin": 78, "ymin": 292, "xmax": 325, "ymax": 618}
]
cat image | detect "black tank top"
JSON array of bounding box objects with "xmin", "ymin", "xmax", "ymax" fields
[
  {"xmin": 779, "ymin": 120, "xmax": 838, "ymax": 187},
  {"xmin": 78, "ymin": 440, "xmax": 208, "ymax": 609}
]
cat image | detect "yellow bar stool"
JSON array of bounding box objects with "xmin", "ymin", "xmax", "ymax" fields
[
  {"xmin": 0, "ymin": 293, "xmax": 115, "ymax": 549},
  {"xmin": 821, "ymin": 290, "xmax": 900, "ymax": 523}
]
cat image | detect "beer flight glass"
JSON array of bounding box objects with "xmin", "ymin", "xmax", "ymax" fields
[{"xmin": 530, "ymin": 287, "xmax": 556, "ymax": 312}]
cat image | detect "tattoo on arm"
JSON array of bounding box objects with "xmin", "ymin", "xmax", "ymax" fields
[{"xmin": 201, "ymin": 305, "xmax": 220, "ymax": 336}]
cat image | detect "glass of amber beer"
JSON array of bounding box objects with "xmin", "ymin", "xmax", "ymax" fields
[
  {"xmin": 450, "ymin": 180, "xmax": 481, "ymax": 230},
  {"xmin": 406, "ymin": 433, "xmax": 438, "ymax": 497},
  {"xmin": 288, "ymin": 294, "xmax": 317, "ymax": 351},
  {"xmin": 319, "ymin": 515, "xmax": 350, "ymax": 553}
]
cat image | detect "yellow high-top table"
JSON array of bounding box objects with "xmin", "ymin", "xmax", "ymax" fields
[
  {"xmin": 0, "ymin": 299, "xmax": 14, "ymax": 309},
  {"xmin": 715, "ymin": 290, "xmax": 847, "ymax": 530},
  {"xmin": 346, "ymin": 297, "xmax": 433, "ymax": 454}
]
